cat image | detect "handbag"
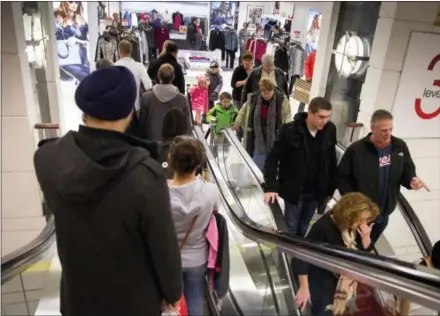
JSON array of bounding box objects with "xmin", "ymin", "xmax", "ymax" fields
[
  {"xmin": 57, "ymin": 26, "xmax": 83, "ymax": 66},
  {"xmin": 162, "ymin": 216, "xmax": 199, "ymax": 316}
]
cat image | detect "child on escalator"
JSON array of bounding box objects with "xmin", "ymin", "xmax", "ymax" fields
[{"xmin": 206, "ymin": 92, "xmax": 238, "ymax": 159}]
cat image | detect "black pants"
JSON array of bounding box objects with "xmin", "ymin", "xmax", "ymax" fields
[
  {"xmin": 225, "ymin": 50, "xmax": 236, "ymax": 69},
  {"xmin": 289, "ymin": 75, "xmax": 299, "ymax": 96},
  {"xmin": 148, "ymin": 47, "xmax": 157, "ymax": 63}
]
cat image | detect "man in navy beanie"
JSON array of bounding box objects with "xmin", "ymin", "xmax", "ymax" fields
[{"xmin": 33, "ymin": 66, "xmax": 183, "ymax": 315}]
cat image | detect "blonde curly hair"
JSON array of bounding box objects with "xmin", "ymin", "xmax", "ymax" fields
[{"xmin": 331, "ymin": 192, "xmax": 379, "ymax": 230}]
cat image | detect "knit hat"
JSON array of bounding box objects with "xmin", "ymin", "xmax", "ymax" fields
[
  {"xmin": 210, "ymin": 61, "xmax": 219, "ymax": 68},
  {"xmin": 75, "ymin": 66, "xmax": 136, "ymax": 121}
]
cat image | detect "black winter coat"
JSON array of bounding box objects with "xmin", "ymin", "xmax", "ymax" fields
[
  {"xmin": 241, "ymin": 66, "xmax": 288, "ymax": 104},
  {"xmin": 147, "ymin": 53, "xmax": 186, "ymax": 94},
  {"xmin": 264, "ymin": 113, "xmax": 337, "ymax": 205},
  {"xmin": 336, "ymin": 134, "xmax": 416, "ymax": 216},
  {"xmin": 34, "ymin": 126, "xmax": 182, "ymax": 316}
]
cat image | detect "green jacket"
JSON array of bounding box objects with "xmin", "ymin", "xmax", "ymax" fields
[{"xmin": 207, "ymin": 104, "xmax": 239, "ymax": 134}]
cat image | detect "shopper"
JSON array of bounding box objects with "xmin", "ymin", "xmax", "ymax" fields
[
  {"xmin": 205, "ymin": 61, "xmax": 224, "ymax": 110},
  {"xmin": 263, "ymin": 97, "xmax": 336, "ymax": 237},
  {"xmin": 231, "ymin": 51, "xmax": 254, "ymax": 111},
  {"xmin": 115, "ymin": 40, "xmax": 152, "ymax": 112},
  {"xmin": 238, "ymin": 22, "xmax": 250, "ymax": 64},
  {"xmin": 241, "ymin": 54, "xmax": 288, "ymax": 104},
  {"xmin": 168, "ymin": 138, "xmax": 219, "ymax": 316},
  {"xmin": 188, "ymin": 75, "xmax": 209, "ymax": 128},
  {"xmin": 336, "ymin": 109, "xmax": 429, "ymax": 245},
  {"xmin": 233, "ymin": 78, "xmax": 292, "ymax": 170},
  {"xmin": 139, "ymin": 63, "xmax": 191, "ymax": 142},
  {"xmin": 399, "ymin": 240, "xmax": 440, "ymax": 315},
  {"xmin": 33, "ymin": 66, "xmax": 182, "ymax": 316},
  {"xmin": 207, "ymin": 92, "xmax": 238, "ymax": 135},
  {"xmin": 95, "ymin": 58, "xmax": 113, "ymax": 69},
  {"xmin": 294, "ymin": 193, "xmax": 379, "ymax": 316},
  {"xmin": 159, "ymin": 109, "xmax": 191, "ymax": 178},
  {"xmin": 148, "ymin": 41, "xmax": 185, "ymax": 94},
  {"xmin": 231, "ymin": 51, "xmax": 253, "ymax": 141},
  {"xmin": 160, "ymin": 40, "xmax": 173, "ymax": 57}
]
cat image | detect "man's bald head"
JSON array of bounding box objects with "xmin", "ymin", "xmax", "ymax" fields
[{"xmin": 158, "ymin": 64, "xmax": 175, "ymax": 84}]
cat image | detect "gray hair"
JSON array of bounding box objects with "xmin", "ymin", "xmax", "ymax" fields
[{"xmin": 261, "ymin": 54, "xmax": 275, "ymax": 65}]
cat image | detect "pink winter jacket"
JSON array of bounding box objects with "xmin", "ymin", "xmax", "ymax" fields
[{"xmin": 189, "ymin": 84, "xmax": 208, "ymax": 113}]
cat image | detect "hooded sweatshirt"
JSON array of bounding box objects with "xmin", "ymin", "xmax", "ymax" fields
[
  {"xmin": 33, "ymin": 125, "xmax": 182, "ymax": 316},
  {"xmin": 139, "ymin": 84, "xmax": 192, "ymax": 141},
  {"xmin": 168, "ymin": 176, "xmax": 219, "ymax": 268}
]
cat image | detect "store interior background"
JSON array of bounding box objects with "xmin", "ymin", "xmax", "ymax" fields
[{"xmin": 3, "ymin": 0, "xmax": 440, "ymax": 279}]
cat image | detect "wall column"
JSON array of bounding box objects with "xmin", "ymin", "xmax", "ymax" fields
[
  {"xmin": 357, "ymin": 2, "xmax": 440, "ymax": 244},
  {"xmin": 1, "ymin": 2, "xmax": 46, "ymax": 255}
]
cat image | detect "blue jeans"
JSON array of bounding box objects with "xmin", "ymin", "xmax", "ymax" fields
[
  {"xmin": 183, "ymin": 264, "xmax": 207, "ymax": 316},
  {"xmin": 253, "ymin": 149, "xmax": 267, "ymax": 171},
  {"xmin": 284, "ymin": 194, "xmax": 319, "ymax": 237}
]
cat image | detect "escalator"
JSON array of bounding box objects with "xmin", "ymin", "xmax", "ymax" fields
[
  {"xmin": 203, "ymin": 126, "xmax": 438, "ymax": 315},
  {"xmin": 2, "ymin": 128, "xmax": 440, "ymax": 316}
]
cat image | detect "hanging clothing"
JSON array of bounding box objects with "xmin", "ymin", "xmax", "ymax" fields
[
  {"xmin": 284, "ymin": 19, "xmax": 292, "ymax": 33},
  {"xmin": 172, "ymin": 12, "xmax": 184, "ymax": 30},
  {"xmin": 209, "ymin": 29, "xmax": 225, "ymax": 51},
  {"xmin": 209, "ymin": 29, "xmax": 226, "ymax": 60},
  {"xmin": 154, "ymin": 26, "xmax": 170, "ymax": 51},
  {"xmin": 145, "ymin": 25, "xmax": 155, "ymax": 49},
  {"xmin": 224, "ymin": 29, "xmax": 238, "ymax": 52},
  {"xmin": 288, "ymin": 44, "xmax": 305, "ymax": 77},
  {"xmin": 248, "ymin": 39, "xmax": 267, "ymax": 63},
  {"xmin": 274, "ymin": 47, "xmax": 289, "ymax": 73},
  {"xmin": 131, "ymin": 12, "xmax": 139, "ymax": 28},
  {"xmin": 95, "ymin": 36, "xmax": 119, "ymax": 62}
]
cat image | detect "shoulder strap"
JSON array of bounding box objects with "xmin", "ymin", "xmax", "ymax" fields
[{"xmin": 180, "ymin": 216, "xmax": 199, "ymax": 250}]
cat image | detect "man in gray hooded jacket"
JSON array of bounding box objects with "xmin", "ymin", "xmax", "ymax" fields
[{"xmin": 139, "ymin": 63, "xmax": 192, "ymax": 141}]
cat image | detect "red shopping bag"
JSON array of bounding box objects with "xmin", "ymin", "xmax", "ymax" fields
[{"xmin": 177, "ymin": 295, "xmax": 188, "ymax": 316}]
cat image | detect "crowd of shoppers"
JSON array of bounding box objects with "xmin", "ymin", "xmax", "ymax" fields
[{"xmin": 32, "ymin": 36, "xmax": 434, "ymax": 316}]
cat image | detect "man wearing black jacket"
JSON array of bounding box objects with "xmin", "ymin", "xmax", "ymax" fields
[
  {"xmin": 264, "ymin": 97, "xmax": 337, "ymax": 237},
  {"xmin": 337, "ymin": 109, "xmax": 429, "ymax": 245},
  {"xmin": 34, "ymin": 67, "xmax": 182, "ymax": 315},
  {"xmin": 147, "ymin": 41, "xmax": 185, "ymax": 94}
]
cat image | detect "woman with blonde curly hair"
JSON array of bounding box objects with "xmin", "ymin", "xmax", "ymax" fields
[{"xmin": 294, "ymin": 192, "xmax": 379, "ymax": 316}]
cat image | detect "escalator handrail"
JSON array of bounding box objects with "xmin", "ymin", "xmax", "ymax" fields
[
  {"xmin": 223, "ymin": 128, "xmax": 433, "ymax": 259},
  {"xmin": 195, "ymin": 127, "xmax": 440, "ymax": 311},
  {"xmin": 1, "ymin": 216, "xmax": 56, "ymax": 284}
]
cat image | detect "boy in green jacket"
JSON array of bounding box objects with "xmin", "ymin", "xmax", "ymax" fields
[{"xmin": 207, "ymin": 92, "xmax": 238, "ymax": 134}]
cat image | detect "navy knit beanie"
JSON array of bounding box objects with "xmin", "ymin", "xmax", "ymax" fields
[{"xmin": 75, "ymin": 66, "xmax": 136, "ymax": 121}]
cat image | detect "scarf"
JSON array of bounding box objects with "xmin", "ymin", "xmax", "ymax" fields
[
  {"xmin": 253, "ymin": 93, "xmax": 277, "ymax": 154},
  {"xmin": 326, "ymin": 225, "xmax": 359, "ymax": 315}
]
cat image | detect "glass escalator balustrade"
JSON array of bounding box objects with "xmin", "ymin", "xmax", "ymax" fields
[{"xmin": 206, "ymin": 127, "xmax": 440, "ymax": 316}]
